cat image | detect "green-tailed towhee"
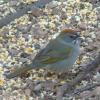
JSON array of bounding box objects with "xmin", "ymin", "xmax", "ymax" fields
[{"xmin": 6, "ymin": 28, "xmax": 81, "ymax": 79}]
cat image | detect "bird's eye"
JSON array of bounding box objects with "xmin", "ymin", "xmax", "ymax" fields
[
  {"xmin": 70, "ymin": 35, "xmax": 76, "ymax": 39},
  {"xmin": 69, "ymin": 33, "xmax": 80, "ymax": 39}
]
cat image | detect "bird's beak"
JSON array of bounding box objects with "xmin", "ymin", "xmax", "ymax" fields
[
  {"xmin": 77, "ymin": 36, "xmax": 84, "ymax": 43},
  {"xmin": 79, "ymin": 36, "xmax": 84, "ymax": 40}
]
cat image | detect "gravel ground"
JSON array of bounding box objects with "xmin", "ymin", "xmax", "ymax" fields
[{"xmin": 0, "ymin": 0, "xmax": 100, "ymax": 100}]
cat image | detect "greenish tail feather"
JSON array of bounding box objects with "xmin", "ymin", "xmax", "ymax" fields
[{"xmin": 6, "ymin": 64, "xmax": 33, "ymax": 79}]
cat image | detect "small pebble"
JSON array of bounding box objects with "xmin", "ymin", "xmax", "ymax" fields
[
  {"xmin": 80, "ymin": 91, "xmax": 92, "ymax": 99},
  {"xmin": 34, "ymin": 43, "xmax": 41, "ymax": 49},
  {"xmin": 46, "ymin": 1, "xmax": 58, "ymax": 9},
  {"xmin": 8, "ymin": 48, "xmax": 19, "ymax": 56},
  {"xmin": 93, "ymin": 72, "xmax": 100, "ymax": 82},
  {"xmin": 0, "ymin": 95, "xmax": 3, "ymax": 100},
  {"xmin": 9, "ymin": 1, "xmax": 19, "ymax": 6},
  {"xmin": 19, "ymin": 58, "xmax": 28, "ymax": 63},
  {"xmin": 34, "ymin": 84, "xmax": 42, "ymax": 91},
  {"xmin": 86, "ymin": 37, "xmax": 93, "ymax": 43},
  {"xmin": 24, "ymin": 47, "xmax": 33, "ymax": 54},
  {"xmin": 25, "ymin": 88, "xmax": 31, "ymax": 96},
  {"xmin": 31, "ymin": 7, "xmax": 43, "ymax": 17},
  {"xmin": 20, "ymin": 52, "xmax": 30, "ymax": 58},
  {"xmin": 91, "ymin": 33, "xmax": 96, "ymax": 39}
]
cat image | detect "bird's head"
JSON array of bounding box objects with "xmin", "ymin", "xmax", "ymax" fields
[
  {"xmin": 60, "ymin": 28, "xmax": 80, "ymax": 39},
  {"xmin": 59, "ymin": 28, "xmax": 81, "ymax": 45}
]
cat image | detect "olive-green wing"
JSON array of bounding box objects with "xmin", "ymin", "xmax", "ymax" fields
[{"xmin": 35, "ymin": 40, "xmax": 72, "ymax": 64}]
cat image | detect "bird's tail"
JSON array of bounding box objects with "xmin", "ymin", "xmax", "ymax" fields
[{"xmin": 6, "ymin": 63, "xmax": 34, "ymax": 79}]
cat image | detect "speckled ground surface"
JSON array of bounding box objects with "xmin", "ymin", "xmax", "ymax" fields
[{"xmin": 0, "ymin": 0, "xmax": 100, "ymax": 100}]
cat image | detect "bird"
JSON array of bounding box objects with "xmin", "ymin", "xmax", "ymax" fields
[{"xmin": 6, "ymin": 28, "xmax": 81, "ymax": 79}]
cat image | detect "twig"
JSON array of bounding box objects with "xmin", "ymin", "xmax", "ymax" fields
[
  {"xmin": 73, "ymin": 82, "xmax": 100, "ymax": 95},
  {"xmin": 0, "ymin": 0, "xmax": 52, "ymax": 28},
  {"xmin": 56, "ymin": 53, "xmax": 100, "ymax": 100}
]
